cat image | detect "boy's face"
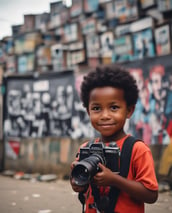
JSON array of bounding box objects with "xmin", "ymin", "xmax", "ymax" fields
[{"xmin": 88, "ymin": 86, "xmax": 134, "ymax": 141}]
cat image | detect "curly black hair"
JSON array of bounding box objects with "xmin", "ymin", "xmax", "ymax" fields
[{"xmin": 80, "ymin": 65, "xmax": 139, "ymax": 109}]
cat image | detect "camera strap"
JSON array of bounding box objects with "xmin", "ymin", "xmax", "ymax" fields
[
  {"xmin": 108, "ymin": 136, "xmax": 140, "ymax": 213},
  {"xmin": 91, "ymin": 136, "xmax": 141, "ymax": 213}
]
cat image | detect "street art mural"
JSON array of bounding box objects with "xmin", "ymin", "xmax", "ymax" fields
[
  {"xmin": 3, "ymin": 56, "xmax": 172, "ymax": 145},
  {"xmin": 3, "ymin": 71, "xmax": 95, "ymax": 140},
  {"xmin": 2, "ymin": 55, "xmax": 172, "ymax": 180},
  {"xmin": 123, "ymin": 54, "xmax": 172, "ymax": 146}
]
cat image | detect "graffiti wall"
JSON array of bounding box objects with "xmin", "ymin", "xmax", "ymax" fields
[
  {"xmin": 3, "ymin": 71, "xmax": 95, "ymax": 140},
  {"xmin": 3, "ymin": 55, "xmax": 172, "ymax": 178},
  {"xmin": 124, "ymin": 54, "xmax": 172, "ymax": 146},
  {"xmin": 4, "ymin": 56, "xmax": 172, "ymax": 146}
]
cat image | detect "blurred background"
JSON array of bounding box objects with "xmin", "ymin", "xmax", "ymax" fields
[{"xmin": 0, "ymin": 0, "xmax": 172, "ymax": 189}]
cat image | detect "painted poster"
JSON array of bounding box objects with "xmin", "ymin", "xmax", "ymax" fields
[
  {"xmin": 35, "ymin": 13, "xmax": 50, "ymax": 32},
  {"xmin": 50, "ymin": 14, "xmax": 61, "ymax": 28},
  {"xmin": 157, "ymin": 0, "xmax": 172, "ymax": 12},
  {"xmin": 105, "ymin": 1, "xmax": 116, "ymax": 20},
  {"xmin": 70, "ymin": 0, "xmax": 83, "ymax": 17},
  {"xmin": 67, "ymin": 50, "xmax": 85, "ymax": 66},
  {"xmin": 115, "ymin": 0, "xmax": 138, "ymax": 23},
  {"xmin": 81, "ymin": 18, "xmax": 97, "ymax": 35},
  {"xmin": 84, "ymin": 0, "xmax": 99, "ymax": 13},
  {"xmin": 155, "ymin": 24, "xmax": 171, "ymax": 56},
  {"xmin": 100, "ymin": 31, "xmax": 114, "ymax": 57},
  {"xmin": 3, "ymin": 37, "xmax": 14, "ymax": 55},
  {"xmin": 60, "ymin": 6, "xmax": 69, "ymax": 25},
  {"xmin": 132, "ymin": 28, "xmax": 155, "ymax": 59},
  {"xmin": 115, "ymin": 17, "xmax": 153, "ymax": 37},
  {"xmin": 14, "ymin": 32, "xmax": 42, "ymax": 54},
  {"xmin": 6, "ymin": 55, "xmax": 16, "ymax": 73},
  {"xmin": 140, "ymin": 0, "xmax": 155, "ymax": 9},
  {"xmin": 6, "ymin": 140, "xmax": 20, "ymax": 160},
  {"xmin": 50, "ymin": 1, "xmax": 65, "ymax": 28},
  {"xmin": 17, "ymin": 53, "xmax": 35, "ymax": 73},
  {"xmin": 51, "ymin": 44, "xmax": 66, "ymax": 71},
  {"xmin": 112, "ymin": 35, "xmax": 133, "ymax": 62},
  {"xmin": 63, "ymin": 23, "xmax": 78, "ymax": 43},
  {"xmin": 86, "ymin": 34, "xmax": 100, "ymax": 58},
  {"xmin": 36, "ymin": 46, "xmax": 51, "ymax": 68},
  {"xmin": 115, "ymin": 23, "xmax": 131, "ymax": 36},
  {"xmin": 3, "ymin": 71, "xmax": 94, "ymax": 139}
]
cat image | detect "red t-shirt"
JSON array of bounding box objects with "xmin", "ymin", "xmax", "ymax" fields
[{"xmin": 77, "ymin": 135, "xmax": 158, "ymax": 213}]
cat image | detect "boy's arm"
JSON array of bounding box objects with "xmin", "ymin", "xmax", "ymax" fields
[
  {"xmin": 93, "ymin": 163, "xmax": 158, "ymax": 203},
  {"xmin": 93, "ymin": 142, "xmax": 158, "ymax": 204}
]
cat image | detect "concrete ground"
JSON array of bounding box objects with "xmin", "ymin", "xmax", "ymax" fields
[{"xmin": 0, "ymin": 175, "xmax": 172, "ymax": 213}]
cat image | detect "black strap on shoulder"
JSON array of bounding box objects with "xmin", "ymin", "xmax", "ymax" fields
[
  {"xmin": 108, "ymin": 136, "xmax": 140, "ymax": 213},
  {"xmin": 120, "ymin": 136, "xmax": 139, "ymax": 177}
]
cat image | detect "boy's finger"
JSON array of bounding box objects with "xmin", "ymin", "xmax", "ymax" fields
[
  {"xmin": 71, "ymin": 161, "xmax": 78, "ymax": 169},
  {"xmin": 98, "ymin": 163, "xmax": 106, "ymax": 171},
  {"xmin": 98, "ymin": 163, "xmax": 105, "ymax": 170}
]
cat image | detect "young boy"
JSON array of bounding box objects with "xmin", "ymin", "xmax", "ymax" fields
[{"xmin": 70, "ymin": 65, "xmax": 158, "ymax": 213}]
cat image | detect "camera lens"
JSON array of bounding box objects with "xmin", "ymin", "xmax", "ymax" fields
[
  {"xmin": 71, "ymin": 164, "xmax": 89, "ymax": 186},
  {"xmin": 71, "ymin": 154, "xmax": 104, "ymax": 186}
]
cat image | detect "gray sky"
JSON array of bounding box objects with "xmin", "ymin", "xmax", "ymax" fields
[{"xmin": 0, "ymin": 0, "xmax": 68, "ymax": 39}]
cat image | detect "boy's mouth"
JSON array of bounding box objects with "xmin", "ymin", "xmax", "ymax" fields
[{"xmin": 98, "ymin": 123, "xmax": 115, "ymax": 126}]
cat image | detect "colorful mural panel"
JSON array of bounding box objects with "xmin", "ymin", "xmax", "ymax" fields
[
  {"xmin": 123, "ymin": 54, "xmax": 172, "ymax": 146},
  {"xmin": 132, "ymin": 28, "xmax": 155, "ymax": 60}
]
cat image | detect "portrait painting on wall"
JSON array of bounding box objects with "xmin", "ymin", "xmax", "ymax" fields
[
  {"xmin": 132, "ymin": 28, "xmax": 155, "ymax": 59},
  {"xmin": 112, "ymin": 35, "xmax": 133, "ymax": 62},
  {"xmin": 100, "ymin": 31, "xmax": 114, "ymax": 57},
  {"xmin": 155, "ymin": 24, "xmax": 171, "ymax": 56},
  {"xmin": 115, "ymin": 0, "xmax": 138, "ymax": 23}
]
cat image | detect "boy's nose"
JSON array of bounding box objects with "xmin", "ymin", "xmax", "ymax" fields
[{"xmin": 101, "ymin": 109, "xmax": 111, "ymax": 119}]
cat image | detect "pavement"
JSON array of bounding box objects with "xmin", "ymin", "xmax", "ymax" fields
[{"xmin": 0, "ymin": 174, "xmax": 172, "ymax": 213}]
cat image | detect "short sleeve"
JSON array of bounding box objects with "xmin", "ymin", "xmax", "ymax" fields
[{"xmin": 131, "ymin": 142, "xmax": 158, "ymax": 191}]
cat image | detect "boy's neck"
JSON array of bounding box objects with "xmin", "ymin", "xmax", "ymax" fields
[{"xmin": 101, "ymin": 131, "xmax": 127, "ymax": 143}]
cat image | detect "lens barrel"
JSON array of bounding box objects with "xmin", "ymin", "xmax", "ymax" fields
[{"xmin": 71, "ymin": 154, "xmax": 104, "ymax": 186}]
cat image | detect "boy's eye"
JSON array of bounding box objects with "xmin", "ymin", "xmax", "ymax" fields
[
  {"xmin": 111, "ymin": 105, "xmax": 119, "ymax": 110},
  {"xmin": 92, "ymin": 106, "xmax": 100, "ymax": 111}
]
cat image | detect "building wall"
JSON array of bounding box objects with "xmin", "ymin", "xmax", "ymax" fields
[
  {"xmin": 1, "ymin": 0, "xmax": 172, "ymax": 180},
  {"xmin": 5, "ymin": 137, "xmax": 82, "ymax": 177}
]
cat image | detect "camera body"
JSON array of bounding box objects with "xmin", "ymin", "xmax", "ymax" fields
[
  {"xmin": 79, "ymin": 142, "xmax": 120, "ymax": 172},
  {"xmin": 71, "ymin": 142, "xmax": 120, "ymax": 186}
]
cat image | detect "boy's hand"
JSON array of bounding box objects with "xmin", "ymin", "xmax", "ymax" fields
[
  {"xmin": 71, "ymin": 160, "xmax": 78, "ymax": 169},
  {"xmin": 93, "ymin": 163, "xmax": 118, "ymax": 186},
  {"xmin": 70, "ymin": 160, "xmax": 88, "ymax": 193},
  {"xmin": 70, "ymin": 177, "xmax": 88, "ymax": 193}
]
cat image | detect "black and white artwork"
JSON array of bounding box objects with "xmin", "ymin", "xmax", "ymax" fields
[{"xmin": 3, "ymin": 71, "xmax": 95, "ymax": 139}]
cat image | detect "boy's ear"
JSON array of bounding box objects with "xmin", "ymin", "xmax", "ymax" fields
[{"xmin": 127, "ymin": 105, "xmax": 135, "ymax": 118}]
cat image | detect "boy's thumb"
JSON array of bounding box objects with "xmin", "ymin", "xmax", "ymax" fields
[{"xmin": 98, "ymin": 163, "xmax": 105, "ymax": 170}]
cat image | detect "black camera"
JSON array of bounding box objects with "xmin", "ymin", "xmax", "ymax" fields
[{"xmin": 71, "ymin": 142, "xmax": 120, "ymax": 187}]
